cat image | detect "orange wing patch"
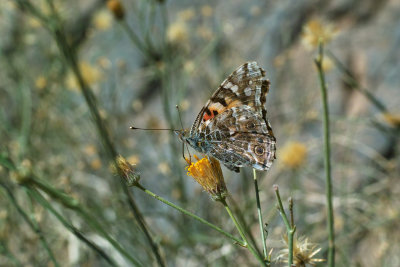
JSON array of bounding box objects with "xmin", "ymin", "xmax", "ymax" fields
[{"xmin": 203, "ymin": 103, "xmax": 228, "ymax": 121}]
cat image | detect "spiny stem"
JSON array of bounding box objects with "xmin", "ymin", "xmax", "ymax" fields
[
  {"xmin": 274, "ymin": 185, "xmax": 296, "ymax": 267},
  {"xmin": 314, "ymin": 41, "xmax": 335, "ymax": 267},
  {"xmin": 220, "ymin": 199, "xmax": 267, "ymax": 267},
  {"xmin": 134, "ymin": 183, "xmax": 245, "ymax": 246},
  {"xmin": 253, "ymin": 169, "xmax": 268, "ymax": 260},
  {"xmin": 289, "ymin": 197, "xmax": 294, "ymax": 229}
]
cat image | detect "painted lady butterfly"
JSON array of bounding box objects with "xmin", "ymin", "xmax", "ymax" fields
[{"xmin": 178, "ymin": 62, "xmax": 276, "ymax": 172}]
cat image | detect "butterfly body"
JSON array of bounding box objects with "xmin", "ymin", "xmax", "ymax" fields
[{"xmin": 181, "ymin": 62, "xmax": 276, "ymax": 172}]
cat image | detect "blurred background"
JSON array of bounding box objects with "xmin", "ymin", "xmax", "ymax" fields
[{"xmin": 0, "ymin": 0, "xmax": 399, "ymax": 266}]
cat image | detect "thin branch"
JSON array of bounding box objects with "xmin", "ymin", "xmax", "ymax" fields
[
  {"xmin": 314, "ymin": 42, "xmax": 335, "ymax": 267},
  {"xmin": 27, "ymin": 188, "xmax": 119, "ymax": 267},
  {"xmin": 0, "ymin": 182, "xmax": 60, "ymax": 267},
  {"xmin": 134, "ymin": 183, "xmax": 245, "ymax": 246},
  {"xmin": 274, "ymin": 185, "xmax": 296, "ymax": 267},
  {"xmin": 253, "ymin": 169, "xmax": 268, "ymax": 261}
]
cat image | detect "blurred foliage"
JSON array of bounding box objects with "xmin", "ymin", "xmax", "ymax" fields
[{"xmin": 0, "ymin": 0, "xmax": 399, "ymax": 266}]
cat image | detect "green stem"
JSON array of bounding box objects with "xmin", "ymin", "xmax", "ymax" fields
[
  {"xmin": 27, "ymin": 188, "xmax": 119, "ymax": 267},
  {"xmin": 326, "ymin": 50, "xmax": 387, "ymax": 112},
  {"xmin": 134, "ymin": 183, "xmax": 245, "ymax": 246},
  {"xmin": 0, "ymin": 241, "xmax": 23, "ymax": 267},
  {"xmin": 40, "ymin": 3, "xmax": 165, "ymax": 265},
  {"xmin": 315, "ymin": 42, "xmax": 335, "ymax": 267},
  {"xmin": 27, "ymin": 176, "xmax": 142, "ymax": 266},
  {"xmin": 274, "ymin": 185, "xmax": 296, "ymax": 267},
  {"xmin": 221, "ymin": 199, "xmax": 267, "ymax": 266},
  {"xmin": 253, "ymin": 169, "xmax": 267, "ymax": 260},
  {"xmin": 0, "ymin": 182, "xmax": 60, "ymax": 267},
  {"xmin": 120, "ymin": 20, "xmax": 151, "ymax": 57}
]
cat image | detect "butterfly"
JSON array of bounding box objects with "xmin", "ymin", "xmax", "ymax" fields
[{"xmin": 178, "ymin": 62, "xmax": 276, "ymax": 173}]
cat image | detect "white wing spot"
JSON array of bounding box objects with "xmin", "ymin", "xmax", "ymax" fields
[
  {"xmin": 225, "ymin": 82, "xmax": 233, "ymax": 89},
  {"xmin": 244, "ymin": 87, "xmax": 252, "ymax": 96},
  {"xmin": 231, "ymin": 84, "xmax": 239, "ymax": 93}
]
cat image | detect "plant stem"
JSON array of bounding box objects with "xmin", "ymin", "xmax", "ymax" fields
[
  {"xmin": 221, "ymin": 199, "xmax": 267, "ymax": 267},
  {"xmin": 326, "ymin": 50, "xmax": 387, "ymax": 113},
  {"xmin": 26, "ymin": 175, "xmax": 142, "ymax": 266},
  {"xmin": 27, "ymin": 188, "xmax": 119, "ymax": 267},
  {"xmin": 314, "ymin": 42, "xmax": 335, "ymax": 267},
  {"xmin": 120, "ymin": 20, "xmax": 151, "ymax": 57},
  {"xmin": 253, "ymin": 169, "xmax": 268, "ymax": 260},
  {"xmin": 134, "ymin": 183, "xmax": 245, "ymax": 246},
  {"xmin": 39, "ymin": 2, "xmax": 165, "ymax": 265},
  {"xmin": 0, "ymin": 241, "xmax": 23, "ymax": 267},
  {"xmin": 274, "ymin": 185, "xmax": 296, "ymax": 267},
  {"xmin": 0, "ymin": 182, "xmax": 60, "ymax": 267}
]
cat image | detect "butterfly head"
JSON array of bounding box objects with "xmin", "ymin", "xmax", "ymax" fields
[
  {"xmin": 175, "ymin": 128, "xmax": 189, "ymax": 142},
  {"xmin": 175, "ymin": 129, "xmax": 199, "ymax": 148}
]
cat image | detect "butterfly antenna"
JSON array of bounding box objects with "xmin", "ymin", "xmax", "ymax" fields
[
  {"xmin": 130, "ymin": 126, "xmax": 178, "ymax": 132},
  {"xmin": 176, "ymin": 105, "xmax": 192, "ymax": 162}
]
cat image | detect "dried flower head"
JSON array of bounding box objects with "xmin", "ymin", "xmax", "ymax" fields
[
  {"xmin": 107, "ymin": 0, "xmax": 125, "ymax": 20},
  {"xmin": 114, "ymin": 155, "xmax": 140, "ymax": 186},
  {"xmin": 302, "ymin": 19, "xmax": 338, "ymax": 49},
  {"xmin": 276, "ymin": 235, "xmax": 325, "ymax": 267},
  {"xmin": 186, "ymin": 155, "xmax": 227, "ymax": 201},
  {"xmin": 280, "ymin": 142, "xmax": 307, "ymax": 169}
]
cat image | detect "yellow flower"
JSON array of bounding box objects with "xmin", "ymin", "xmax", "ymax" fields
[
  {"xmin": 322, "ymin": 56, "xmax": 334, "ymax": 72},
  {"xmin": 196, "ymin": 26, "xmax": 213, "ymax": 40},
  {"xmin": 280, "ymin": 142, "xmax": 307, "ymax": 169},
  {"xmin": 131, "ymin": 100, "xmax": 143, "ymax": 112},
  {"xmin": 35, "ymin": 76, "xmax": 47, "ymax": 90},
  {"xmin": 177, "ymin": 8, "xmax": 195, "ymax": 21},
  {"xmin": 97, "ymin": 57, "xmax": 112, "ymax": 69},
  {"xmin": 83, "ymin": 145, "xmax": 97, "ymax": 156},
  {"xmin": 186, "ymin": 155, "xmax": 227, "ymax": 201},
  {"xmin": 179, "ymin": 99, "xmax": 190, "ymax": 111},
  {"xmin": 382, "ymin": 113, "xmax": 400, "ymax": 127},
  {"xmin": 276, "ymin": 235, "xmax": 325, "ymax": 267},
  {"xmin": 167, "ymin": 21, "xmax": 189, "ymax": 44},
  {"xmin": 158, "ymin": 162, "xmax": 171, "ymax": 175},
  {"xmin": 183, "ymin": 61, "xmax": 195, "ymax": 74},
  {"xmin": 93, "ymin": 10, "xmax": 112, "ymax": 30},
  {"xmin": 66, "ymin": 61, "xmax": 102, "ymax": 91},
  {"xmin": 107, "ymin": 0, "xmax": 125, "ymax": 20},
  {"xmin": 302, "ymin": 19, "xmax": 338, "ymax": 49},
  {"xmin": 28, "ymin": 17, "xmax": 41, "ymax": 28},
  {"xmin": 90, "ymin": 158, "xmax": 102, "ymax": 170},
  {"xmin": 201, "ymin": 5, "xmax": 213, "ymax": 17},
  {"xmin": 127, "ymin": 155, "xmax": 140, "ymax": 165},
  {"xmin": 114, "ymin": 155, "xmax": 140, "ymax": 186}
]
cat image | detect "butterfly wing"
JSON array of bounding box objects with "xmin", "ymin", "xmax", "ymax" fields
[
  {"xmin": 202, "ymin": 105, "xmax": 276, "ymax": 172},
  {"xmin": 189, "ymin": 62, "xmax": 276, "ymax": 172},
  {"xmin": 190, "ymin": 61, "xmax": 269, "ymax": 135}
]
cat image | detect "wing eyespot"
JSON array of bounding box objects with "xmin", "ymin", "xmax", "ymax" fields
[
  {"xmin": 246, "ymin": 122, "xmax": 256, "ymax": 130},
  {"xmin": 255, "ymin": 145, "xmax": 264, "ymax": 156}
]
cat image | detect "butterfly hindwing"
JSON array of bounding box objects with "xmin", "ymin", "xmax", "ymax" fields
[{"xmin": 205, "ymin": 106, "xmax": 276, "ymax": 171}]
